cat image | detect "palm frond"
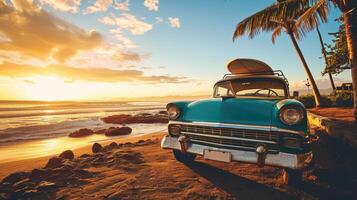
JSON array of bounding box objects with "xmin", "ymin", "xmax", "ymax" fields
[
  {"xmin": 232, "ymin": 0, "xmax": 311, "ymax": 41},
  {"xmin": 296, "ymin": 0, "xmax": 330, "ymax": 32},
  {"xmin": 232, "ymin": 3, "xmax": 280, "ymax": 41},
  {"xmin": 271, "ymin": 26, "xmax": 283, "ymax": 44}
]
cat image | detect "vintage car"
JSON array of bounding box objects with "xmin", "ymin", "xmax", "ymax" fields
[{"xmin": 161, "ymin": 58, "xmax": 313, "ymax": 184}]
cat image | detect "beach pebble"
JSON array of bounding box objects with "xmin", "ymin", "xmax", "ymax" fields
[
  {"xmin": 59, "ymin": 150, "xmax": 74, "ymax": 160},
  {"xmin": 105, "ymin": 127, "xmax": 132, "ymax": 136},
  {"xmin": 45, "ymin": 156, "xmax": 63, "ymax": 169},
  {"xmin": 92, "ymin": 143, "xmax": 103, "ymax": 153},
  {"xmin": 69, "ymin": 128, "xmax": 94, "ymax": 138}
]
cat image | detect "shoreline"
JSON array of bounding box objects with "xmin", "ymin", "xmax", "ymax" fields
[{"xmin": 0, "ymin": 131, "xmax": 166, "ymax": 179}]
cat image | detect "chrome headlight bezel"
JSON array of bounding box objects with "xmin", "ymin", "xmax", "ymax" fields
[
  {"xmin": 279, "ymin": 106, "xmax": 304, "ymax": 125},
  {"xmin": 167, "ymin": 104, "xmax": 181, "ymax": 120}
]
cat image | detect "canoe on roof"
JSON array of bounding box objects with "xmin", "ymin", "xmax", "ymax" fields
[{"xmin": 227, "ymin": 58, "xmax": 273, "ymax": 75}]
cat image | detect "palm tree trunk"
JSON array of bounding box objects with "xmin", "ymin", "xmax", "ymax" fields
[
  {"xmin": 288, "ymin": 32, "xmax": 322, "ymax": 107},
  {"xmin": 342, "ymin": 2, "xmax": 357, "ymax": 120},
  {"xmin": 316, "ymin": 25, "xmax": 336, "ymax": 92}
]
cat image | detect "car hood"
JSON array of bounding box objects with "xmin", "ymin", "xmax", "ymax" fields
[{"xmin": 180, "ymin": 97, "xmax": 281, "ymax": 126}]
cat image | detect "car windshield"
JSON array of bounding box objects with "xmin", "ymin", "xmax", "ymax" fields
[{"xmin": 214, "ymin": 78, "xmax": 287, "ymax": 98}]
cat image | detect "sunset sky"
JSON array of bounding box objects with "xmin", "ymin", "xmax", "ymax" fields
[{"xmin": 0, "ymin": 0, "xmax": 351, "ymax": 101}]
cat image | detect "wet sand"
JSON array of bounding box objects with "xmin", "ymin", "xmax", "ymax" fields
[{"xmin": 0, "ymin": 131, "xmax": 165, "ymax": 179}]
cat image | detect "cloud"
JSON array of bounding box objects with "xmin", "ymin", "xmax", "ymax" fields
[
  {"xmin": 83, "ymin": 0, "xmax": 112, "ymax": 14},
  {"xmin": 100, "ymin": 13, "xmax": 152, "ymax": 35},
  {"xmin": 39, "ymin": 0, "xmax": 81, "ymax": 13},
  {"xmin": 112, "ymin": 52, "xmax": 141, "ymax": 62},
  {"xmin": 109, "ymin": 28, "xmax": 136, "ymax": 48},
  {"xmin": 0, "ymin": 0, "xmax": 102, "ymax": 62},
  {"xmin": 113, "ymin": 0, "xmax": 129, "ymax": 11},
  {"xmin": 168, "ymin": 17, "xmax": 180, "ymax": 28},
  {"xmin": 0, "ymin": 61, "xmax": 189, "ymax": 83},
  {"xmin": 155, "ymin": 17, "xmax": 163, "ymax": 24},
  {"xmin": 143, "ymin": 0, "xmax": 159, "ymax": 11},
  {"xmin": 23, "ymin": 79, "xmax": 36, "ymax": 84}
]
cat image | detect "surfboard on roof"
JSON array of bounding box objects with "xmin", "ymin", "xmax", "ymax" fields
[{"xmin": 227, "ymin": 58, "xmax": 273, "ymax": 75}]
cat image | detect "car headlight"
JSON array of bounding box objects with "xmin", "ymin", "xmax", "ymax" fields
[
  {"xmin": 167, "ymin": 104, "xmax": 180, "ymax": 120},
  {"xmin": 279, "ymin": 107, "xmax": 304, "ymax": 125},
  {"xmin": 169, "ymin": 125, "xmax": 181, "ymax": 136}
]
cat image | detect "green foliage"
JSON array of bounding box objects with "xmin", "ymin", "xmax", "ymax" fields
[
  {"xmin": 297, "ymin": 95, "xmax": 335, "ymax": 108},
  {"xmin": 323, "ymin": 20, "xmax": 351, "ymax": 75},
  {"xmin": 335, "ymin": 92, "xmax": 353, "ymax": 107},
  {"xmin": 321, "ymin": 95, "xmax": 334, "ymax": 107},
  {"xmin": 297, "ymin": 93, "xmax": 353, "ymax": 108},
  {"xmin": 297, "ymin": 95, "xmax": 316, "ymax": 108}
]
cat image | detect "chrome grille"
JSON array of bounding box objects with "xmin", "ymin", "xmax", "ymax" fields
[{"xmin": 180, "ymin": 124, "xmax": 280, "ymax": 153}]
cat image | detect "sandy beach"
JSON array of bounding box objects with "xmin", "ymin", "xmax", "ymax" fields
[{"xmin": 1, "ymin": 129, "xmax": 356, "ymax": 199}]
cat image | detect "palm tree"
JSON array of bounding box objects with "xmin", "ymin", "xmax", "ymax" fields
[
  {"xmin": 316, "ymin": 25, "xmax": 336, "ymax": 92},
  {"xmin": 232, "ymin": 0, "xmax": 323, "ymax": 107},
  {"xmin": 293, "ymin": 0, "xmax": 357, "ymax": 118}
]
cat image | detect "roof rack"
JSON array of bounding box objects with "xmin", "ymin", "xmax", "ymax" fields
[{"xmin": 222, "ymin": 70, "xmax": 289, "ymax": 86}]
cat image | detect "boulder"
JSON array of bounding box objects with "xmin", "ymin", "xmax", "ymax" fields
[
  {"xmin": 79, "ymin": 154, "xmax": 91, "ymax": 158},
  {"xmin": 102, "ymin": 113, "xmax": 168, "ymax": 124},
  {"xmin": 139, "ymin": 113, "xmax": 152, "ymax": 116},
  {"xmin": 92, "ymin": 143, "xmax": 103, "ymax": 153},
  {"xmin": 158, "ymin": 111, "xmax": 168, "ymax": 115},
  {"xmin": 136, "ymin": 140, "xmax": 145, "ymax": 144},
  {"xmin": 1, "ymin": 172, "xmax": 29, "ymax": 184},
  {"xmin": 69, "ymin": 128, "xmax": 94, "ymax": 138},
  {"xmin": 30, "ymin": 169, "xmax": 45, "ymax": 180},
  {"xmin": 105, "ymin": 127, "xmax": 132, "ymax": 136},
  {"xmin": 93, "ymin": 128, "xmax": 107, "ymax": 134},
  {"xmin": 36, "ymin": 181, "xmax": 57, "ymax": 191},
  {"xmin": 45, "ymin": 156, "xmax": 63, "ymax": 169},
  {"xmin": 59, "ymin": 150, "xmax": 74, "ymax": 160}
]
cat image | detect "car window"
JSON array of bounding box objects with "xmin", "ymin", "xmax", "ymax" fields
[
  {"xmin": 214, "ymin": 81, "xmax": 234, "ymax": 97},
  {"xmin": 214, "ymin": 78, "xmax": 287, "ymax": 97}
]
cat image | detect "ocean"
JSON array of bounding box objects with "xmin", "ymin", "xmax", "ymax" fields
[{"xmin": 0, "ymin": 100, "xmax": 167, "ymax": 144}]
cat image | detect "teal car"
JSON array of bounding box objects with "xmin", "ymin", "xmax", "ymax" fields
[{"xmin": 161, "ymin": 59, "xmax": 313, "ymax": 184}]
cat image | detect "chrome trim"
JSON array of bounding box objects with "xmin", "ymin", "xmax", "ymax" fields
[
  {"xmin": 182, "ymin": 131, "xmax": 277, "ymax": 144},
  {"xmin": 169, "ymin": 121, "xmax": 306, "ymax": 136},
  {"xmin": 189, "ymin": 139, "xmax": 257, "ymax": 151},
  {"xmin": 161, "ymin": 135, "xmax": 313, "ymax": 169}
]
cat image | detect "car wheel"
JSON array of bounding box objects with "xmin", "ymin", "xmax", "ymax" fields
[
  {"xmin": 282, "ymin": 168, "xmax": 303, "ymax": 186},
  {"xmin": 172, "ymin": 150, "xmax": 196, "ymax": 163}
]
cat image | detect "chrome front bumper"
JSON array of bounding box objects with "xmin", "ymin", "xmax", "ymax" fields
[{"xmin": 161, "ymin": 135, "xmax": 313, "ymax": 170}]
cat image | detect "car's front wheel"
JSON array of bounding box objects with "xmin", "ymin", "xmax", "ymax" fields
[
  {"xmin": 172, "ymin": 150, "xmax": 196, "ymax": 164},
  {"xmin": 282, "ymin": 168, "xmax": 303, "ymax": 185}
]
